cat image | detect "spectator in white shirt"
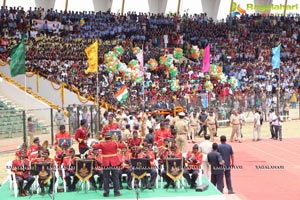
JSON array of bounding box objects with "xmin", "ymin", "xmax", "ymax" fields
[
  {"xmin": 253, "ymin": 109, "xmax": 261, "ymax": 141},
  {"xmin": 269, "ymin": 108, "xmax": 276, "ymax": 139},
  {"xmin": 272, "ymin": 111, "xmax": 283, "ymax": 141},
  {"xmin": 199, "ymin": 134, "xmax": 213, "ymax": 180}
]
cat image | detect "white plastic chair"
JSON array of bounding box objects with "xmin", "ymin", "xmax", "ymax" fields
[{"xmin": 5, "ymin": 160, "xmax": 18, "ymax": 198}]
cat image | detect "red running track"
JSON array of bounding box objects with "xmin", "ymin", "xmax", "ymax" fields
[{"xmin": 229, "ymin": 138, "xmax": 300, "ymax": 200}]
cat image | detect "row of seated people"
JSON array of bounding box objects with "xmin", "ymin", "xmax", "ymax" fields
[{"xmin": 11, "ymin": 136, "xmax": 202, "ymax": 196}]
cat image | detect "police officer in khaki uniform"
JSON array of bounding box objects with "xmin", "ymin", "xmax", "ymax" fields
[
  {"xmin": 229, "ymin": 110, "xmax": 241, "ymax": 143},
  {"xmin": 174, "ymin": 112, "xmax": 189, "ymax": 152},
  {"xmin": 205, "ymin": 110, "xmax": 218, "ymax": 142},
  {"xmin": 189, "ymin": 111, "xmax": 199, "ymax": 143}
]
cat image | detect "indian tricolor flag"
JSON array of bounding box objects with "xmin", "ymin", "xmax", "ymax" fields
[{"xmin": 115, "ymin": 86, "xmax": 129, "ymax": 103}]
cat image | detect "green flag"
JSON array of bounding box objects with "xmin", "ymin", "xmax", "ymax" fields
[{"xmin": 10, "ymin": 39, "xmax": 26, "ymax": 77}]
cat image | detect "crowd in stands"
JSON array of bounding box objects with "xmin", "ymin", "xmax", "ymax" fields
[{"xmin": 0, "ymin": 6, "xmax": 300, "ymax": 116}]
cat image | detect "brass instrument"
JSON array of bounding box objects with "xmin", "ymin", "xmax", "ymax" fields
[
  {"xmin": 42, "ymin": 140, "xmax": 49, "ymax": 152},
  {"xmin": 186, "ymin": 153, "xmax": 195, "ymax": 162},
  {"xmin": 157, "ymin": 146, "xmax": 169, "ymax": 158}
]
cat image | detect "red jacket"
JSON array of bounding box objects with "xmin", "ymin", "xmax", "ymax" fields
[
  {"xmin": 127, "ymin": 137, "xmax": 142, "ymax": 148},
  {"xmin": 75, "ymin": 126, "xmax": 88, "ymax": 149},
  {"xmin": 101, "ymin": 123, "xmax": 120, "ymax": 138},
  {"xmin": 154, "ymin": 129, "xmax": 171, "ymax": 147},
  {"xmin": 54, "ymin": 131, "xmax": 71, "ymax": 146},
  {"xmin": 29, "ymin": 144, "xmax": 40, "ymax": 160},
  {"xmin": 63, "ymin": 156, "xmax": 78, "ymax": 173},
  {"xmin": 139, "ymin": 149, "xmax": 156, "ymax": 168},
  {"xmin": 92, "ymin": 140, "xmax": 126, "ymax": 167},
  {"xmin": 185, "ymin": 151, "xmax": 203, "ymax": 170},
  {"xmin": 87, "ymin": 150, "xmax": 103, "ymax": 171},
  {"xmin": 54, "ymin": 148, "xmax": 70, "ymax": 166},
  {"xmin": 119, "ymin": 150, "xmax": 132, "ymax": 170},
  {"xmin": 12, "ymin": 158, "xmax": 31, "ymax": 179}
]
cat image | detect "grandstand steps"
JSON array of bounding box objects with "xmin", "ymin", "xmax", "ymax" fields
[{"xmin": 0, "ymin": 95, "xmax": 48, "ymax": 139}]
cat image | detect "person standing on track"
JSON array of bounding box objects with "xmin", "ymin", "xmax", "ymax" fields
[{"xmin": 218, "ymin": 135, "xmax": 235, "ymax": 194}]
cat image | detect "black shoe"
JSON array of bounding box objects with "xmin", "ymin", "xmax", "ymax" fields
[
  {"xmin": 40, "ymin": 189, "xmax": 45, "ymax": 196},
  {"xmin": 228, "ymin": 190, "xmax": 235, "ymax": 194},
  {"xmin": 148, "ymin": 185, "xmax": 153, "ymax": 190},
  {"xmin": 141, "ymin": 185, "xmax": 147, "ymax": 190},
  {"xmin": 171, "ymin": 182, "xmax": 176, "ymax": 189},
  {"xmin": 127, "ymin": 186, "xmax": 132, "ymax": 190},
  {"xmin": 91, "ymin": 184, "xmax": 97, "ymax": 190},
  {"xmin": 163, "ymin": 184, "xmax": 169, "ymax": 189},
  {"xmin": 103, "ymin": 192, "xmax": 109, "ymax": 197},
  {"xmin": 114, "ymin": 192, "xmax": 122, "ymax": 197}
]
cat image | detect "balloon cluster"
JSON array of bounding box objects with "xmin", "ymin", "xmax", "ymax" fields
[
  {"xmin": 204, "ymin": 81, "xmax": 214, "ymax": 92},
  {"xmin": 147, "ymin": 58, "xmax": 158, "ymax": 71},
  {"xmin": 173, "ymin": 48, "xmax": 183, "ymax": 59},
  {"xmin": 170, "ymin": 79, "xmax": 180, "ymax": 91},
  {"xmin": 132, "ymin": 47, "xmax": 141, "ymax": 55},
  {"xmin": 169, "ymin": 65, "xmax": 178, "ymax": 78},
  {"xmin": 80, "ymin": 18, "xmax": 85, "ymax": 26},
  {"xmin": 114, "ymin": 45, "xmax": 124, "ymax": 57},
  {"xmin": 190, "ymin": 46, "xmax": 200, "ymax": 59},
  {"xmin": 104, "ymin": 51, "xmax": 120, "ymax": 74},
  {"xmin": 210, "ymin": 64, "xmax": 228, "ymax": 85},
  {"xmin": 159, "ymin": 56, "xmax": 173, "ymax": 66}
]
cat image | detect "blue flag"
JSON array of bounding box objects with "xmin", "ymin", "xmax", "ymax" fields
[{"xmin": 272, "ymin": 45, "xmax": 280, "ymax": 69}]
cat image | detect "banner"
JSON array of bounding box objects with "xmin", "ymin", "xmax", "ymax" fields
[
  {"xmin": 166, "ymin": 158, "xmax": 184, "ymax": 182},
  {"xmin": 34, "ymin": 162, "xmax": 53, "ymax": 184},
  {"xmin": 58, "ymin": 138, "xmax": 71, "ymax": 147},
  {"xmin": 10, "ymin": 38, "xmax": 25, "ymax": 77},
  {"xmin": 272, "ymin": 45, "xmax": 281, "ymax": 69},
  {"xmin": 201, "ymin": 93, "xmax": 208, "ymax": 108},
  {"xmin": 202, "ymin": 44, "xmax": 210, "ymax": 73},
  {"xmin": 75, "ymin": 159, "xmax": 94, "ymax": 182},
  {"xmin": 85, "ymin": 40, "xmax": 99, "ymax": 73},
  {"xmin": 109, "ymin": 130, "xmax": 122, "ymax": 141},
  {"xmin": 131, "ymin": 158, "xmax": 150, "ymax": 179}
]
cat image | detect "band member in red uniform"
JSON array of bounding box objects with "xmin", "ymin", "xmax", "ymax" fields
[
  {"xmin": 63, "ymin": 148, "xmax": 79, "ymax": 192},
  {"xmin": 54, "ymin": 125, "xmax": 71, "ymax": 147},
  {"xmin": 183, "ymin": 144, "xmax": 203, "ymax": 188},
  {"xmin": 87, "ymin": 147, "xmax": 104, "ymax": 190},
  {"xmin": 29, "ymin": 137, "xmax": 41, "ymax": 160},
  {"xmin": 54, "ymin": 142, "xmax": 70, "ymax": 168},
  {"xmin": 139, "ymin": 142, "xmax": 157, "ymax": 190},
  {"xmin": 75, "ymin": 119, "xmax": 90, "ymax": 155},
  {"xmin": 31, "ymin": 149, "xmax": 56, "ymax": 194},
  {"xmin": 12, "ymin": 150, "xmax": 35, "ymax": 196},
  {"xmin": 157, "ymin": 138, "xmax": 171, "ymax": 165},
  {"xmin": 118, "ymin": 146, "xmax": 133, "ymax": 190},
  {"xmin": 154, "ymin": 122, "xmax": 171, "ymax": 147},
  {"xmin": 15, "ymin": 143, "xmax": 29, "ymax": 159},
  {"xmin": 127, "ymin": 130, "xmax": 142, "ymax": 148},
  {"xmin": 100, "ymin": 113, "xmax": 120, "ymax": 139},
  {"xmin": 92, "ymin": 132, "xmax": 126, "ymax": 197},
  {"xmin": 161, "ymin": 144, "xmax": 182, "ymax": 189}
]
